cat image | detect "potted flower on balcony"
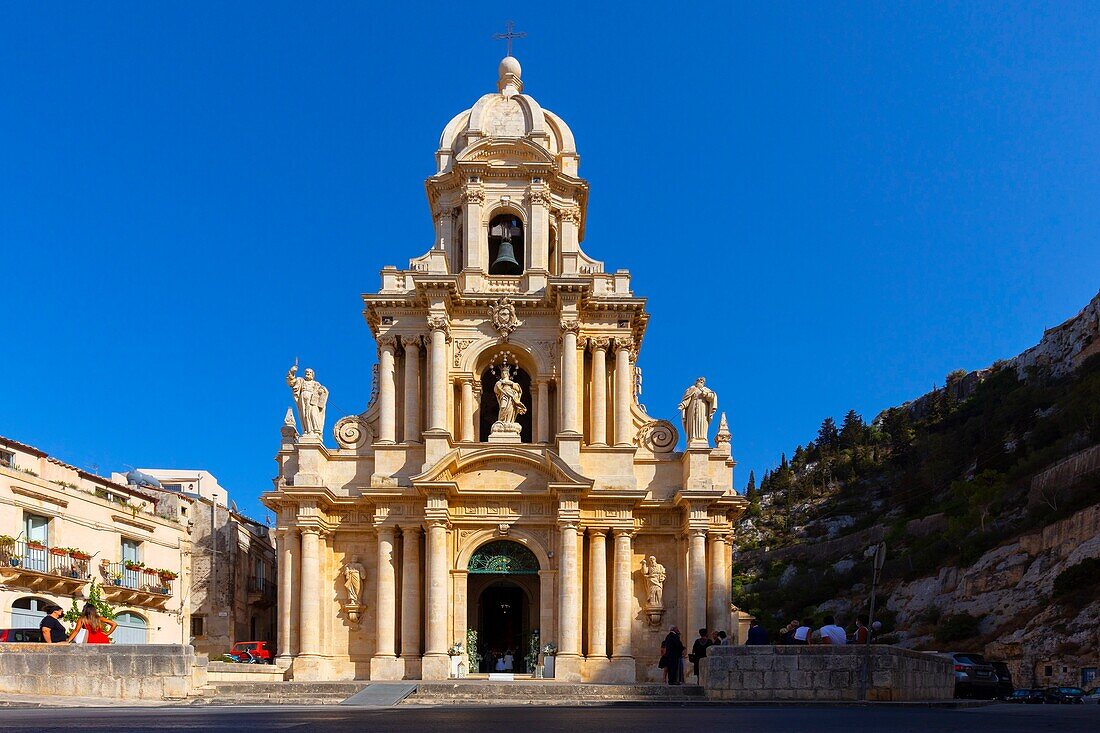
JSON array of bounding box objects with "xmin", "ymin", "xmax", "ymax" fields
[
  {"xmin": 0, "ymin": 535, "xmax": 16, "ymax": 566},
  {"xmin": 27, "ymin": 539, "xmax": 46, "ymax": 551},
  {"xmin": 157, "ymin": 569, "xmax": 178, "ymax": 580},
  {"xmin": 48, "ymin": 545, "xmax": 68, "ymax": 556},
  {"xmin": 68, "ymin": 548, "xmax": 91, "ymax": 561},
  {"xmin": 109, "ymin": 572, "xmax": 123, "ymax": 586},
  {"xmin": 123, "ymin": 560, "xmax": 143, "ymax": 572}
]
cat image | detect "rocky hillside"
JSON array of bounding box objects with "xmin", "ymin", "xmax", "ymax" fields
[{"xmin": 733, "ymin": 291, "xmax": 1100, "ymax": 688}]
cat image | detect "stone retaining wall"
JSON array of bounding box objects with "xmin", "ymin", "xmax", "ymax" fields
[
  {"xmin": 0, "ymin": 644, "xmax": 205, "ymax": 700},
  {"xmin": 702, "ymin": 645, "xmax": 953, "ymax": 701}
]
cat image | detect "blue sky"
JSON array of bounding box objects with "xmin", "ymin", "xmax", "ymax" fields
[{"xmin": 1, "ymin": 3, "xmax": 1098, "ymax": 521}]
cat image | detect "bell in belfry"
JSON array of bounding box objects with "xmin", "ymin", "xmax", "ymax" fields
[{"xmin": 490, "ymin": 219, "xmax": 523, "ymax": 275}]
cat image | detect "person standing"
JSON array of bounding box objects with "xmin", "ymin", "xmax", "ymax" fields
[
  {"xmin": 817, "ymin": 615, "xmax": 847, "ymax": 645},
  {"xmin": 66, "ymin": 603, "xmax": 116, "ymax": 644},
  {"xmin": 689, "ymin": 628, "xmax": 711, "ymax": 681},
  {"xmin": 39, "ymin": 604, "xmax": 67, "ymax": 643},
  {"xmin": 661, "ymin": 626, "xmax": 686, "ymax": 685},
  {"xmin": 852, "ymin": 615, "xmax": 870, "ymax": 644},
  {"xmin": 745, "ymin": 619, "xmax": 769, "ymax": 645}
]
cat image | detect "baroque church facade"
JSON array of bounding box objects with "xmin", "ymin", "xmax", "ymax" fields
[{"xmin": 263, "ymin": 56, "xmax": 747, "ymax": 683}]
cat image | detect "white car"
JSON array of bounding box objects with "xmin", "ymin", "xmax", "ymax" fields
[{"xmin": 1083, "ymin": 686, "xmax": 1100, "ymax": 704}]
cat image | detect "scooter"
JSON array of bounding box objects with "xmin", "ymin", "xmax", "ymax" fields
[{"xmin": 227, "ymin": 649, "xmax": 262, "ymax": 664}]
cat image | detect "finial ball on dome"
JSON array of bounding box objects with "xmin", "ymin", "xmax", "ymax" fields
[{"xmin": 499, "ymin": 56, "xmax": 522, "ymax": 80}]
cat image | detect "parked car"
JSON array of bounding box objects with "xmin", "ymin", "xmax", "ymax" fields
[
  {"xmin": 1083, "ymin": 687, "xmax": 1100, "ymax": 705},
  {"xmin": 0, "ymin": 628, "xmax": 44, "ymax": 643},
  {"xmin": 990, "ymin": 661, "xmax": 1014, "ymax": 699},
  {"xmin": 1042, "ymin": 686, "xmax": 1085, "ymax": 704},
  {"xmin": 944, "ymin": 652, "xmax": 999, "ymax": 699},
  {"xmin": 1007, "ymin": 688, "xmax": 1045, "ymax": 704},
  {"xmin": 229, "ymin": 641, "xmax": 273, "ymax": 664}
]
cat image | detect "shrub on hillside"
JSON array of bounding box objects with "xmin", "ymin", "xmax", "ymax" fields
[
  {"xmin": 1052, "ymin": 557, "xmax": 1100, "ymax": 599},
  {"xmin": 935, "ymin": 613, "xmax": 980, "ymax": 643}
]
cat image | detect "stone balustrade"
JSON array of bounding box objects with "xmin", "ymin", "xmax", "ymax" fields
[
  {"xmin": 0, "ymin": 644, "xmax": 205, "ymax": 700},
  {"xmin": 702, "ymin": 645, "xmax": 954, "ymax": 701}
]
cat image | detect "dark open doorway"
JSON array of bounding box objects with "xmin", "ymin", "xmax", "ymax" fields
[{"xmin": 476, "ymin": 581, "xmax": 528, "ymax": 673}]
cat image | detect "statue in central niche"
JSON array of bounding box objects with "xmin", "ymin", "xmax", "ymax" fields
[
  {"xmin": 489, "ymin": 362, "xmax": 526, "ymax": 443},
  {"xmin": 494, "ymin": 365, "xmax": 526, "ymax": 424}
]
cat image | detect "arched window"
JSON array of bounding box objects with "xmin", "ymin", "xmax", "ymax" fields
[
  {"xmin": 488, "ymin": 214, "xmax": 524, "ymax": 275},
  {"xmin": 113, "ymin": 611, "xmax": 148, "ymax": 644},
  {"xmin": 11, "ymin": 596, "xmax": 53, "ymax": 629}
]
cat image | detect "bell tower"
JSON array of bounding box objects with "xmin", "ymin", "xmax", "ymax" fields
[{"xmin": 410, "ymin": 56, "xmax": 605, "ymax": 293}]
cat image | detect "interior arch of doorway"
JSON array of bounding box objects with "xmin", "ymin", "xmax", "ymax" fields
[{"xmin": 453, "ymin": 528, "xmax": 551, "ymax": 572}]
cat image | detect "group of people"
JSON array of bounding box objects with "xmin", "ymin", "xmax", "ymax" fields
[
  {"xmin": 745, "ymin": 614, "xmax": 871, "ymax": 646},
  {"xmin": 39, "ymin": 603, "xmax": 117, "ymax": 644},
  {"xmin": 491, "ymin": 649, "xmax": 516, "ymax": 672},
  {"xmin": 658, "ymin": 626, "xmax": 730, "ymax": 685}
]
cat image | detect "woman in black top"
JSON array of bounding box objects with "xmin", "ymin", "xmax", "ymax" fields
[{"xmin": 40, "ymin": 604, "xmax": 67, "ymax": 643}]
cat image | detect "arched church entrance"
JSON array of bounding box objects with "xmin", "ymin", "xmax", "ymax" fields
[{"xmin": 467, "ymin": 540, "xmax": 539, "ymax": 674}]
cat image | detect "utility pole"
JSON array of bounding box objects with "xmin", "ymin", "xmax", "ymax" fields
[{"xmin": 859, "ymin": 541, "xmax": 887, "ymax": 701}]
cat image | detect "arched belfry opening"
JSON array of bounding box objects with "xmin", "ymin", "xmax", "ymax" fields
[
  {"xmin": 488, "ymin": 214, "xmax": 524, "ymax": 275},
  {"xmin": 467, "ymin": 540, "xmax": 540, "ymax": 673},
  {"xmin": 479, "ymin": 362, "xmax": 533, "ymax": 442}
]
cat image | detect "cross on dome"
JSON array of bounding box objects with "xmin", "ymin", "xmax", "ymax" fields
[{"xmin": 492, "ymin": 20, "xmax": 526, "ymax": 57}]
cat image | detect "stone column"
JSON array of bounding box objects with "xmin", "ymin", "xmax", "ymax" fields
[
  {"xmin": 423, "ymin": 519, "xmax": 449, "ymax": 678},
  {"xmin": 611, "ymin": 529, "xmax": 634, "ymax": 660},
  {"xmin": 298, "ymin": 528, "xmax": 320, "ymax": 657},
  {"xmin": 707, "ymin": 534, "xmax": 729, "ymax": 635},
  {"xmin": 587, "ymin": 528, "xmax": 608, "ymax": 658},
  {"xmin": 378, "ymin": 336, "xmax": 397, "ymax": 443},
  {"xmin": 589, "ymin": 338, "xmax": 609, "ymax": 446},
  {"xmin": 401, "ymin": 336, "xmax": 421, "ymax": 443},
  {"xmin": 538, "ymin": 569, "xmax": 557, "ymax": 648},
  {"xmin": 276, "ymin": 529, "xmax": 298, "ymax": 663},
  {"xmin": 400, "ymin": 527, "xmax": 422, "ymax": 661},
  {"xmin": 375, "ymin": 527, "xmax": 397, "ymax": 659},
  {"xmin": 688, "ymin": 529, "xmax": 708, "ymax": 635},
  {"xmin": 613, "ymin": 337, "xmax": 633, "ymax": 446},
  {"xmin": 559, "ymin": 320, "xmax": 579, "ymax": 434},
  {"xmin": 460, "ymin": 378, "xmax": 476, "ymax": 442},
  {"xmin": 427, "ymin": 317, "xmax": 449, "ymax": 432},
  {"xmin": 535, "ymin": 379, "xmax": 550, "ymax": 443},
  {"xmin": 557, "ymin": 522, "xmax": 581, "ymax": 658}
]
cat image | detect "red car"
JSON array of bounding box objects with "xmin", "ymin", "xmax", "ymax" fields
[{"xmin": 230, "ymin": 641, "xmax": 273, "ymax": 663}]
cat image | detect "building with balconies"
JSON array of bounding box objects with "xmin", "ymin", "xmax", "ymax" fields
[
  {"xmin": 0, "ymin": 436, "xmax": 191, "ymax": 643},
  {"xmin": 111, "ymin": 469, "xmax": 276, "ymax": 657}
]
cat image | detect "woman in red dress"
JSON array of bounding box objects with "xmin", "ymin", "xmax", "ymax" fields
[{"xmin": 66, "ymin": 603, "xmax": 117, "ymax": 644}]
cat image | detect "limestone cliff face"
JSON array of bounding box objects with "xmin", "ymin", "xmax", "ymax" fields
[
  {"xmin": 1012, "ymin": 291, "xmax": 1100, "ymax": 379},
  {"xmin": 735, "ymin": 291, "xmax": 1100, "ymax": 688}
]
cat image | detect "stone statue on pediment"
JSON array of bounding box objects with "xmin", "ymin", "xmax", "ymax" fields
[
  {"xmin": 493, "ymin": 365, "xmax": 527, "ymax": 425},
  {"xmin": 679, "ymin": 377, "xmax": 717, "ymax": 446},
  {"xmin": 287, "ymin": 360, "xmax": 328, "ymax": 436}
]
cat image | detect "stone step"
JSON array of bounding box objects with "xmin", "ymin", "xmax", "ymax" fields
[
  {"xmin": 204, "ymin": 681, "xmax": 368, "ymax": 705},
  {"xmin": 406, "ymin": 682, "xmax": 705, "ymax": 703}
]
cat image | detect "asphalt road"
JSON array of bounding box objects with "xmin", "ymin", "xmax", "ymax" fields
[{"xmin": 0, "ymin": 703, "xmax": 1094, "ymax": 733}]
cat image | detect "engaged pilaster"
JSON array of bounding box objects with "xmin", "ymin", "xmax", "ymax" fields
[
  {"xmin": 276, "ymin": 528, "xmax": 298, "ymax": 664},
  {"xmin": 611, "ymin": 529, "xmax": 634, "ymax": 660},
  {"xmin": 426, "ymin": 316, "xmax": 450, "ymax": 433},
  {"xmin": 460, "ymin": 378, "xmax": 476, "ymax": 442},
  {"xmin": 534, "ymin": 379, "xmax": 550, "ymax": 443},
  {"xmin": 400, "ymin": 526, "xmax": 422, "ymax": 661},
  {"xmin": 298, "ymin": 528, "xmax": 321, "ymax": 657},
  {"xmin": 401, "ymin": 336, "xmax": 422, "ymax": 443},
  {"xmin": 587, "ymin": 528, "xmax": 608, "ymax": 658},
  {"xmin": 613, "ymin": 337, "xmax": 633, "ymax": 446},
  {"xmin": 589, "ymin": 338, "xmax": 609, "ymax": 446},
  {"xmin": 422, "ymin": 516, "xmax": 450, "ymax": 679},
  {"xmin": 688, "ymin": 529, "xmax": 708, "ymax": 635},
  {"xmin": 377, "ymin": 335, "xmax": 398, "ymax": 444},
  {"xmin": 707, "ymin": 533, "xmax": 729, "ymax": 635}
]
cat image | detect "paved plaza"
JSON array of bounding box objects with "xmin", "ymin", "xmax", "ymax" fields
[{"xmin": 0, "ymin": 703, "xmax": 1095, "ymax": 733}]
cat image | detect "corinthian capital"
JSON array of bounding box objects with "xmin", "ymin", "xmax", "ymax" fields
[
  {"xmin": 426, "ymin": 315, "xmax": 451, "ymax": 337},
  {"xmin": 613, "ymin": 336, "xmax": 633, "ymax": 352},
  {"xmin": 462, "ymin": 187, "xmax": 485, "ymax": 205},
  {"xmin": 377, "ymin": 334, "xmax": 399, "ymax": 350},
  {"xmin": 528, "ymin": 188, "xmax": 552, "ymax": 207},
  {"xmin": 588, "ymin": 336, "xmax": 611, "ymax": 353},
  {"xmin": 559, "ymin": 206, "xmax": 581, "ymax": 224},
  {"xmin": 400, "ymin": 334, "xmax": 422, "ymax": 351},
  {"xmin": 559, "ymin": 318, "xmax": 580, "ymax": 336}
]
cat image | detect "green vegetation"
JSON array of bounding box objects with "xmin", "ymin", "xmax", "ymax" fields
[
  {"xmin": 734, "ymin": 352, "xmax": 1100, "ymax": 633},
  {"xmin": 65, "ymin": 579, "xmax": 117, "ymax": 624},
  {"xmin": 935, "ymin": 613, "xmax": 981, "ymax": 643},
  {"xmin": 1053, "ymin": 557, "xmax": 1100, "ymax": 599}
]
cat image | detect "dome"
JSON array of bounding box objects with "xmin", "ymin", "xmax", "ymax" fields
[{"xmin": 435, "ymin": 58, "xmax": 578, "ymax": 175}]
